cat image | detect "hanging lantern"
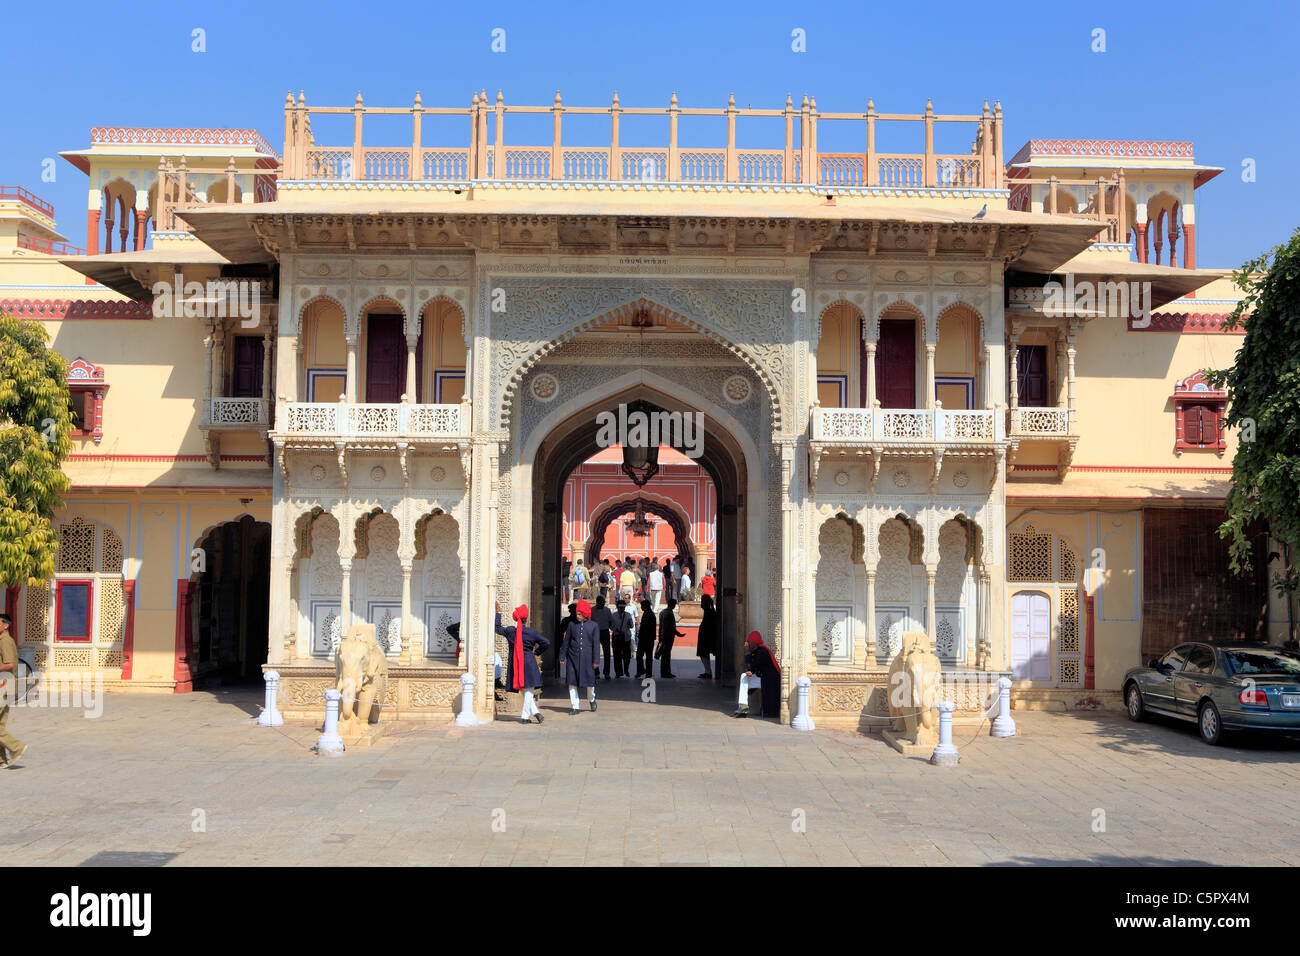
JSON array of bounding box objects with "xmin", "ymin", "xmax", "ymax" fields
[{"xmin": 620, "ymin": 399, "xmax": 660, "ymax": 488}]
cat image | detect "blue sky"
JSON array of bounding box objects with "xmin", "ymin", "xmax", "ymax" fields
[{"xmin": 3, "ymin": 0, "xmax": 1296, "ymax": 268}]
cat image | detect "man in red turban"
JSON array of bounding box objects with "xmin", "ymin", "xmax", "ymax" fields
[
  {"xmin": 733, "ymin": 630, "xmax": 781, "ymax": 719},
  {"xmin": 561, "ymin": 599, "xmax": 600, "ymax": 714},
  {"xmin": 495, "ymin": 604, "xmax": 549, "ymax": 724}
]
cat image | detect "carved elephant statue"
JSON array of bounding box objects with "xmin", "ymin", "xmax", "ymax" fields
[
  {"xmin": 887, "ymin": 630, "xmax": 941, "ymax": 744},
  {"xmin": 335, "ymin": 623, "xmax": 389, "ymax": 735}
]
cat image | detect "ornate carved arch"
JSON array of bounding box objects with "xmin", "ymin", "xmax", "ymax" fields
[
  {"xmin": 936, "ymin": 300, "xmax": 986, "ymax": 351},
  {"xmin": 582, "ymin": 494, "xmax": 698, "ymax": 573},
  {"xmin": 497, "ymin": 295, "xmax": 786, "ymax": 432},
  {"xmin": 296, "ymin": 293, "xmax": 347, "ymax": 339},
  {"xmin": 870, "ymin": 298, "xmax": 925, "ymax": 342},
  {"xmin": 817, "ymin": 298, "xmax": 865, "ymax": 351}
]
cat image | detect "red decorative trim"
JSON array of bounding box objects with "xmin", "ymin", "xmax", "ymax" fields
[
  {"xmin": 121, "ymin": 579, "xmax": 136, "ymax": 680},
  {"xmin": 173, "ymin": 579, "xmax": 194, "ymax": 693},
  {"xmin": 91, "ymin": 127, "xmax": 281, "ymax": 159},
  {"xmin": 1172, "ymin": 371, "xmax": 1228, "ymax": 456},
  {"xmin": 1009, "ymin": 139, "xmax": 1193, "ymax": 165},
  {"xmin": 66, "ymin": 454, "xmax": 267, "ymax": 463},
  {"xmin": 66, "ymin": 358, "xmax": 109, "ymax": 444},
  {"xmin": 0, "ymin": 299, "xmax": 153, "ymax": 320},
  {"xmin": 54, "ymin": 579, "xmax": 94, "ymax": 642},
  {"xmin": 1010, "ymin": 464, "xmax": 1232, "ymax": 474},
  {"xmin": 1129, "ymin": 312, "xmax": 1245, "ymax": 334},
  {"xmin": 1083, "ymin": 594, "xmax": 1096, "ymax": 690}
]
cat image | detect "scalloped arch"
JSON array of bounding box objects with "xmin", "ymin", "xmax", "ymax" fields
[
  {"xmin": 296, "ymin": 293, "xmax": 347, "ymax": 338},
  {"xmin": 871, "ymin": 298, "xmax": 925, "ymax": 341},
  {"xmin": 498, "ymin": 297, "xmax": 784, "ymax": 432},
  {"xmin": 936, "ymin": 300, "xmax": 986, "ymax": 348}
]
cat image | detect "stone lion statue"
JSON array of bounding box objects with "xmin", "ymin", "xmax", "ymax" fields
[
  {"xmin": 887, "ymin": 630, "xmax": 941, "ymax": 746},
  {"xmin": 335, "ymin": 623, "xmax": 389, "ymax": 737}
]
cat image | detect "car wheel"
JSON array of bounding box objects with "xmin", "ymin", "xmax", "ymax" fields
[
  {"xmin": 1198, "ymin": 700, "xmax": 1224, "ymax": 745},
  {"xmin": 1125, "ymin": 683, "xmax": 1145, "ymax": 722}
]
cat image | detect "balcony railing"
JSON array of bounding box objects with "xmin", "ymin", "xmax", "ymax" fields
[
  {"xmin": 1008, "ymin": 407, "xmax": 1075, "ymax": 437},
  {"xmin": 278, "ymin": 402, "xmax": 465, "ymax": 438},
  {"xmin": 0, "ymin": 185, "xmax": 55, "ymax": 219},
  {"xmin": 282, "ymin": 92, "xmax": 1006, "ymax": 189},
  {"xmin": 812, "ymin": 405, "xmax": 1004, "ymax": 443},
  {"xmin": 203, "ymin": 397, "xmax": 268, "ymax": 429},
  {"xmin": 16, "ymin": 235, "xmax": 86, "ymax": 256}
]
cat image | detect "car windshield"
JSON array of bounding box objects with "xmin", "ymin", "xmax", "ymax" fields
[{"xmin": 1222, "ymin": 649, "xmax": 1300, "ymax": 677}]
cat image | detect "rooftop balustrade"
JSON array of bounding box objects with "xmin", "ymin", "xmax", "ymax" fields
[
  {"xmin": 276, "ymin": 401, "xmax": 466, "ymax": 440},
  {"xmin": 282, "ymin": 91, "xmax": 1006, "ymax": 189}
]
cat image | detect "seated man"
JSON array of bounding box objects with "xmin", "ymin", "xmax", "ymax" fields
[{"xmin": 733, "ymin": 630, "xmax": 780, "ymax": 718}]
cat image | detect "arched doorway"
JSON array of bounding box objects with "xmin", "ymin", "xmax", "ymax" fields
[
  {"xmin": 581, "ymin": 495, "xmax": 699, "ymax": 573},
  {"xmin": 525, "ymin": 378, "xmax": 755, "ymax": 686},
  {"xmin": 191, "ymin": 515, "xmax": 271, "ymax": 685}
]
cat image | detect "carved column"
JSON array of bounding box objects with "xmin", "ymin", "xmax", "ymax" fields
[
  {"xmin": 344, "ymin": 333, "xmax": 359, "ymax": 402},
  {"xmin": 1183, "ymin": 223, "xmax": 1196, "ymax": 270},
  {"xmin": 1008, "ymin": 340, "xmax": 1020, "ymax": 410},
  {"xmin": 862, "ymin": 319, "xmax": 878, "ymax": 409},
  {"xmin": 134, "ymin": 210, "xmax": 148, "ymax": 251},
  {"xmin": 211, "ymin": 323, "xmax": 226, "ymax": 402},
  {"xmin": 925, "ymin": 566, "xmax": 937, "ymax": 647},
  {"xmin": 405, "ymin": 334, "xmax": 418, "ymax": 403},
  {"xmin": 262, "ymin": 331, "xmax": 274, "ymax": 423},
  {"xmin": 1065, "ymin": 325, "xmax": 1079, "ymax": 418},
  {"xmin": 923, "ymin": 343, "xmax": 936, "ymax": 410},
  {"xmin": 863, "ymin": 569, "xmax": 876, "ymax": 669},
  {"xmin": 399, "ymin": 561, "xmax": 414, "ymax": 663},
  {"xmin": 1135, "ymin": 222, "xmax": 1148, "ymax": 263},
  {"xmin": 202, "ymin": 322, "xmax": 216, "ymax": 418},
  {"xmin": 1055, "ymin": 336, "xmax": 1068, "ymax": 408},
  {"xmin": 339, "ymin": 558, "xmax": 353, "ymax": 629}
]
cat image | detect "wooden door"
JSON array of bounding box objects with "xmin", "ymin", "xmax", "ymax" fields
[
  {"xmin": 1010, "ymin": 590, "xmax": 1051, "ymax": 681},
  {"xmin": 875, "ymin": 318, "xmax": 917, "ymax": 409},
  {"xmin": 231, "ymin": 336, "xmax": 264, "ymax": 398},
  {"xmin": 1018, "ymin": 345, "xmax": 1048, "ymax": 407},
  {"xmin": 365, "ymin": 314, "xmax": 404, "ymax": 404}
]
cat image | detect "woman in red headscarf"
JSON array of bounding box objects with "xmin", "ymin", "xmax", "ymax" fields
[
  {"xmin": 733, "ymin": 630, "xmax": 781, "ymax": 719},
  {"xmin": 497, "ymin": 603, "xmax": 550, "ymax": 724}
]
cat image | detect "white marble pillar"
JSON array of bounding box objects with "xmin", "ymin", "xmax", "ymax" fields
[
  {"xmin": 925, "ymin": 566, "xmax": 937, "ymax": 646},
  {"xmin": 345, "ymin": 334, "xmax": 359, "ymax": 403},
  {"xmin": 923, "ymin": 343, "xmax": 936, "ymax": 409},
  {"xmin": 405, "ymin": 334, "xmax": 418, "ymax": 403},
  {"xmin": 400, "ymin": 562, "xmax": 414, "ymax": 663}
]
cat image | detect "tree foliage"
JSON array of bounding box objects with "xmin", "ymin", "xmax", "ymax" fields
[
  {"xmin": 1207, "ymin": 227, "xmax": 1300, "ymax": 600},
  {"xmin": 0, "ymin": 312, "xmax": 72, "ymax": 586}
]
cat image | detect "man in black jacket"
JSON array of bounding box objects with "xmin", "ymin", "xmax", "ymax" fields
[
  {"xmin": 657, "ymin": 598, "xmax": 685, "ymax": 678},
  {"xmin": 591, "ymin": 595, "xmax": 614, "ymax": 679},
  {"xmin": 611, "ymin": 598, "xmax": 635, "ymax": 678},
  {"xmin": 554, "ymin": 603, "xmax": 576, "ymax": 680}
]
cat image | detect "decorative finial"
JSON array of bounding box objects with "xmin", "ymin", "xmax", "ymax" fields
[
  {"xmin": 926, "ymin": 98, "xmax": 933, "ymax": 112},
  {"xmin": 612, "ymin": 91, "xmax": 620, "ymax": 107},
  {"xmin": 355, "ymin": 91, "xmax": 363, "ymax": 106},
  {"xmin": 801, "ymin": 94, "xmax": 809, "ymax": 108},
  {"xmin": 867, "ymin": 97, "xmax": 875, "ymax": 111},
  {"xmin": 285, "ymin": 91, "xmax": 294, "ymax": 107},
  {"xmin": 554, "ymin": 90, "xmax": 562, "ymax": 106},
  {"xmin": 728, "ymin": 92, "xmax": 735, "ymax": 108},
  {"xmin": 786, "ymin": 93, "xmax": 793, "ymax": 109},
  {"xmin": 497, "ymin": 90, "xmax": 504, "ymax": 104},
  {"xmin": 671, "ymin": 92, "xmax": 678, "ymax": 107},
  {"xmin": 298, "ymin": 91, "xmax": 305, "ymax": 106},
  {"xmin": 414, "ymin": 91, "xmax": 422, "ymax": 107}
]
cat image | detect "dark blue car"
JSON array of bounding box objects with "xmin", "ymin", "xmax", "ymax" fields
[{"xmin": 1123, "ymin": 642, "xmax": 1300, "ymax": 745}]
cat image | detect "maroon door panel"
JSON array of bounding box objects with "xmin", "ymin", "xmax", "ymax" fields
[
  {"xmin": 1018, "ymin": 344, "xmax": 1048, "ymax": 407},
  {"xmin": 875, "ymin": 318, "xmax": 917, "ymax": 409},
  {"xmin": 231, "ymin": 336, "xmax": 264, "ymax": 398},
  {"xmin": 365, "ymin": 315, "xmax": 404, "ymax": 404}
]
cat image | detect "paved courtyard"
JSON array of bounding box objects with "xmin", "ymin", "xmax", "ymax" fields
[{"xmin": 4, "ymin": 660, "xmax": 1299, "ymax": 866}]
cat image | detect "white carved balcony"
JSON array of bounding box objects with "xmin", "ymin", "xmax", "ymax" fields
[
  {"xmin": 202, "ymin": 397, "xmax": 269, "ymax": 430},
  {"xmin": 808, "ymin": 404, "xmax": 1005, "ymax": 488},
  {"xmin": 277, "ymin": 401, "xmax": 466, "ymax": 439},
  {"xmin": 1006, "ymin": 406, "xmax": 1079, "ymax": 477}
]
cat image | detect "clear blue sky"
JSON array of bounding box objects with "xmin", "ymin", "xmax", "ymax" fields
[{"xmin": 4, "ymin": 0, "xmax": 1296, "ymax": 268}]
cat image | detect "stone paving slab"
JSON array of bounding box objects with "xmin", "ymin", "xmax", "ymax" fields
[{"xmin": 2, "ymin": 671, "xmax": 1299, "ymax": 866}]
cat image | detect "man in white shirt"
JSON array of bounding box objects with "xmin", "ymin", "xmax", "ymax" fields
[
  {"xmin": 648, "ymin": 565, "xmax": 665, "ymax": 614},
  {"xmin": 680, "ymin": 566, "xmax": 693, "ymax": 597}
]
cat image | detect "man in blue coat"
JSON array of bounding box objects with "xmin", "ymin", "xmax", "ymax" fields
[
  {"xmin": 562, "ymin": 599, "xmax": 600, "ymax": 714},
  {"xmin": 496, "ymin": 603, "xmax": 550, "ymax": 724}
]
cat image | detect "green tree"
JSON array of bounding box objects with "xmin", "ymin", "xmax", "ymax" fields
[
  {"xmin": 0, "ymin": 311, "xmax": 72, "ymax": 587},
  {"xmin": 1207, "ymin": 227, "xmax": 1300, "ymax": 640}
]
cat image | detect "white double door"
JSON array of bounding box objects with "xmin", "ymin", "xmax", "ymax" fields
[{"xmin": 1010, "ymin": 590, "xmax": 1052, "ymax": 681}]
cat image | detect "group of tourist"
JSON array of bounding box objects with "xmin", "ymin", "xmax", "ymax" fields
[{"xmin": 562, "ymin": 554, "xmax": 711, "ymax": 616}]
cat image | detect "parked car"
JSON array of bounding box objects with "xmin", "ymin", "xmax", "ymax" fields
[{"xmin": 1124, "ymin": 642, "xmax": 1300, "ymax": 745}]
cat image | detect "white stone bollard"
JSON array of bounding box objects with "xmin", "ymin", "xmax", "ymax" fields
[
  {"xmin": 991, "ymin": 676, "xmax": 1017, "ymax": 738},
  {"xmin": 929, "ymin": 700, "xmax": 959, "ymax": 766},
  {"xmin": 791, "ymin": 676, "xmax": 816, "ymax": 731},
  {"xmin": 257, "ymin": 670, "xmax": 284, "ymax": 727},
  {"xmin": 316, "ymin": 688, "xmax": 345, "ymax": 755},
  {"xmin": 454, "ymin": 672, "xmax": 479, "ymax": 727}
]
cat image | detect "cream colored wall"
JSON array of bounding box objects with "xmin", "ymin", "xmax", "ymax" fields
[
  {"xmin": 42, "ymin": 314, "xmax": 212, "ymax": 456},
  {"xmin": 1071, "ymin": 316, "xmax": 1243, "ymax": 467}
]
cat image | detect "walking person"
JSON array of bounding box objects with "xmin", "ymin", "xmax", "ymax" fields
[
  {"xmin": 696, "ymin": 593, "xmax": 719, "ymax": 679},
  {"xmin": 499, "ymin": 603, "xmax": 549, "ymax": 724},
  {"xmin": 0, "ymin": 613, "xmax": 28, "ymax": 767},
  {"xmin": 591, "ymin": 594, "xmax": 614, "ymax": 679},
  {"xmin": 562, "ymin": 599, "xmax": 600, "ymax": 714},
  {"xmin": 670, "ymin": 555, "xmax": 682, "ymax": 603},
  {"xmin": 597, "ymin": 560, "xmax": 613, "ymax": 602},
  {"xmin": 570, "ymin": 558, "xmax": 589, "ymax": 602},
  {"xmin": 554, "ymin": 602, "xmax": 577, "ymax": 680},
  {"xmin": 561, "ymin": 557, "xmax": 572, "ymax": 603},
  {"xmin": 657, "ymin": 598, "xmax": 685, "ymax": 678},
  {"xmin": 701, "ymin": 566, "xmax": 716, "ymax": 600},
  {"xmin": 619, "ymin": 561, "xmax": 637, "ymax": 603},
  {"xmin": 634, "ymin": 598, "xmax": 656, "ymax": 679},
  {"xmin": 680, "ymin": 565, "xmax": 693, "ymax": 597},
  {"xmin": 611, "ymin": 597, "xmax": 635, "ymax": 678},
  {"xmin": 733, "ymin": 630, "xmax": 781, "ymax": 718},
  {"xmin": 648, "ymin": 562, "xmax": 665, "ymax": 614}
]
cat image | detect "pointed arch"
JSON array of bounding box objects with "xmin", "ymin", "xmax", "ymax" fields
[{"xmin": 497, "ymin": 296, "xmax": 785, "ymax": 431}]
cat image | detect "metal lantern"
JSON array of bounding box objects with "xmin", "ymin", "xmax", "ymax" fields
[{"xmin": 620, "ymin": 399, "xmax": 660, "ymax": 488}]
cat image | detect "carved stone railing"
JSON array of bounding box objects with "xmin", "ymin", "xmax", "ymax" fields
[
  {"xmin": 1008, "ymin": 407, "xmax": 1074, "ymax": 437},
  {"xmin": 278, "ymin": 402, "xmax": 465, "ymax": 438},
  {"xmin": 811, "ymin": 406, "xmax": 1002, "ymax": 444},
  {"xmin": 203, "ymin": 397, "xmax": 268, "ymax": 428}
]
